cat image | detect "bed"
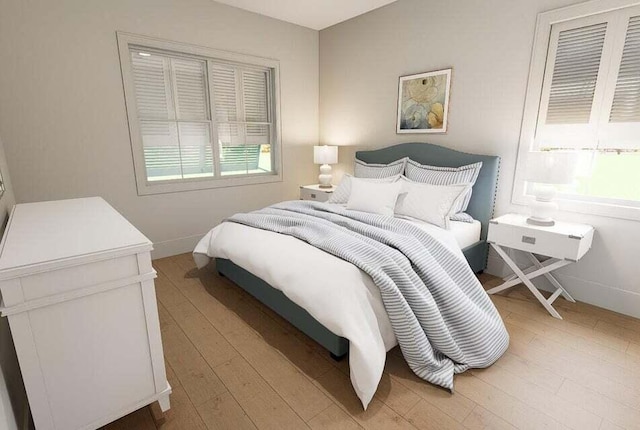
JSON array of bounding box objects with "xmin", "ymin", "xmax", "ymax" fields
[{"xmin": 193, "ymin": 142, "xmax": 503, "ymax": 408}]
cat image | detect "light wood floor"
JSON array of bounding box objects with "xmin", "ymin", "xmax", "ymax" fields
[{"xmin": 102, "ymin": 253, "xmax": 640, "ymax": 430}]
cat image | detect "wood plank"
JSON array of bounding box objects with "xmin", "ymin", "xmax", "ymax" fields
[
  {"xmin": 196, "ymin": 391, "xmax": 257, "ymax": 430},
  {"xmin": 628, "ymin": 341, "xmax": 640, "ymax": 358},
  {"xmin": 384, "ymin": 352, "xmax": 475, "ymax": 423},
  {"xmin": 497, "ymin": 296, "xmax": 627, "ymax": 352},
  {"xmin": 373, "ymin": 372, "xmax": 421, "ymax": 416},
  {"xmin": 504, "ymin": 321, "xmax": 536, "ymax": 345},
  {"xmin": 155, "ymin": 273, "xmax": 239, "ymax": 368},
  {"xmin": 494, "ymin": 351, "xmax": 565, "ymax": 394},
  {"xmin": 453, "ymin": 373, "xmax": 570, "ymax": 430},
  {"xmin": 311, "ymin": 367, "xmax": 416, "ymax": 430},
  {"xmin": 462, "ymin": 405, "xmax": 517, "ymax": 430},
  {"xmin": 557, "ymin": 379, "xmax": 640, "ymax": 430},
  {"xmin": 505, "ymin": 312, "xmax": 636, "ymax": 372},
  {"xmin": 159, "ymin": 364, "xmax": 208, "ymax": 430},
  {"xmin": 159, "ymin": 305, "xmax": 228, "ymax": 407},
  {"xmin": 170, "ymin": 258, "xmax": 335, "ymax": 379},
  {"xmin": 494, "ymin": 288, "xmax": 598, "ymax": 329},
  {"xmin": 101, "ymin": 407, "xmax": 156, "ymax": 430},
  {"xmin": 405, "ymin": 399, "xmax": 466, "ymax": 430},
  {"xmin": 528, "ymin": 335, "xmax": 640, "ymax": 387},
  {"xmin": 148, "ymin": 401, "xmax": 165, "ymax": 427},
  {"xmin": 228, "ymin": 329, "xmax": 333, "ymax": 421},
  {"xmin": 308, "ymin": 404, "xmax": 362, "ymax": 430},
  {"xmin": 507, "ymin": 335, "xmax": 640, "ymax": 411},
  {"xmin": 594, "ymin": 319, "xmax": 640, "ymax": 345},
  {"xmin": 214, "ymin": 356, "xmax": 309, "ymax": 429},
  {"xmin": 470, "ymin": 365, "xmax": 601, "ymax": 430}
]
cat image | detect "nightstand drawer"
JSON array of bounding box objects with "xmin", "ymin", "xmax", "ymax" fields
[
  {"xmin": 300, "ymin": 186, "xmax": 332, "ymax": 202},
  {"xmin": 488, "ymin": 218, "xmax": 594, "ymax": 261}
]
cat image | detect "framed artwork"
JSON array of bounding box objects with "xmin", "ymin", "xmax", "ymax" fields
[{"xmin": 396, "ymin": 68, "xmax": 452, "ymax": 134}]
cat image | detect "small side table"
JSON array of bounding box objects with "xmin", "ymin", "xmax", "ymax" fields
[
  {"xmin": 300, "ymin": 184, "xmax": 334, "ymax": 202},
  {"xmin": 487, "ymin": 213, "xmax": 594, "ymax": 319}
]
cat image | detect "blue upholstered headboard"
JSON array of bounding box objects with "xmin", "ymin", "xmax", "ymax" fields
[{"xmin": 355, "ymin": 143, "xmax": 500, "ymax": 240}]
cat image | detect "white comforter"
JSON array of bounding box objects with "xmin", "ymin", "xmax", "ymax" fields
[{"xmin": 193, "ymin": 217, "xmax": 464, "ymax": 409}]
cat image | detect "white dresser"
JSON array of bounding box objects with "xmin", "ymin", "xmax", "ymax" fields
[{"xmin": 0, "ymin": 197, "xmax": 170, "ymax": 430}]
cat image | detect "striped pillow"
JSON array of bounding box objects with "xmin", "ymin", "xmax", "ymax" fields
[
  {"xmin": 354, "ymin": 158, "xmax": 407, "ymax": 178},
  {"xmin": 449, "ymin": 212, "xmax": 475, "ymax": 223},
  {"xmin": 405, "ymin": 159, "xmax": 482, "ymax": 213}
]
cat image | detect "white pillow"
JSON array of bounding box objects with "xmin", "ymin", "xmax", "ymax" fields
[
  {"xmin": 347, "ymin": 178, "xmax": 403, "ymax": 217},
  {"xmin": 405, "ymin": 159, "xmax": 482, "ymax": 213},
  {"xmin": 395, "ymin": 177, "xmax": 471, "ymax": 229},
  {"xmin": 328, "ymin": 173, "xmax": 401, "ymax": 204}
]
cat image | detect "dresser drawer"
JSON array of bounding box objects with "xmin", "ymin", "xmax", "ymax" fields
[
  {"xmin": 488, "ymin": 221, "xmax": 593, "ymax": 261},
  {"xmin": 0, "ymin": 252, "xmax": 154, "ymax": 306},
  {"xmin": 300, "ymin": 186, "xmax": 332, "ymax": 202}
]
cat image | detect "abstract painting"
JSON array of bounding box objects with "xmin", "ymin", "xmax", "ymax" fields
[{"xmin": 397, "ymin": 68, "xmax": 452, "ymax": 133}]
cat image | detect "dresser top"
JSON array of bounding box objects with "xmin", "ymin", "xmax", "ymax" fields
[{"xmin": 0, "ymin": 197, "xmax": 151, "ymax": 275}]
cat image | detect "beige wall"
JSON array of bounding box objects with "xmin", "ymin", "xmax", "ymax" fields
[
  {"xmin": 0, "ymin": 0, "xmax": 319, "ymax": 258},
  {"xmin": 319, "ymin": 0, "xmax": 640, "ymax": 317}
]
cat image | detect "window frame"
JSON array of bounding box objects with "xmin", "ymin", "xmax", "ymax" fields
[
  {"xmin": 117, "ymin": 32, "xmax": 283, "ymax": 195},
  {"xmin": 513, "ymin": 0, "xmax": 640, "ymax": 221}
]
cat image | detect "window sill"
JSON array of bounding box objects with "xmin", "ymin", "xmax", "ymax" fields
[
  {"xmin": 512, "ymin": 194, "xmax": 640, "ymax": 222},
  {"xmin": 136, "ymin": 172, "xmax": 283, "ymax": 196}
]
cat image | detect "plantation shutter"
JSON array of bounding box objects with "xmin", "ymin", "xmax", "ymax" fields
[
  {"xmin": 609, "ymin": 16, "xmax": 640, "ymax": 123},
  {"xmin": 130, "ymin": 49, "xmax": 213, "ymax": 180},
  {"xmin": 535, "ymin": 19, "xmax": 609, "ymax": 149},
  {"xmin": 545, "ymin": 23, "xmax": 607, "ymax": 125},
  {"xmin": 535, "ymin": 8, "xmax": 640, "ymax": 151},
  {"xmin": 598, "ymin": 14, "xmax": 640, "ymax": 150},
  {"xmin": 210, "ymin": 62, "xmax": 272, "ymax": 173}
]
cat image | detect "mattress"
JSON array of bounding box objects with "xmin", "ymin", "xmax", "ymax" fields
[{"xmin": 404, "ymin": 218, "xmax": 481, "ymax": 249}]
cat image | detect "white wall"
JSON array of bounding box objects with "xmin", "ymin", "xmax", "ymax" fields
[
  {"xmin": 0, "ymin": 0, "xmax": 319, "ymax": 258},
  {"xmin": 319, "ymin": 0, "xmax": 640, "ymax": 318},
  {"xmin": 0, "ymin": 136, "xmax": 25, "ymax": 430}
]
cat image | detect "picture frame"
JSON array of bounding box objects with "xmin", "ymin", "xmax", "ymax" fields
[{"xmin": 396, "ymin": 68, "xmax": 452, "ymax": 134}]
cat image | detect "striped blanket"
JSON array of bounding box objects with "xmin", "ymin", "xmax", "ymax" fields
[{"xmin": 228, "ymin": 201, "xmax": 509, "ymax": 391}]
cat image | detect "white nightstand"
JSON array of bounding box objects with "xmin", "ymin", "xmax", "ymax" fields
[
  {"xmin": 487, "ymin": 213, "xmax": 594, "ymax": 319},
  {"xmin": 300, "ymin": 184, "xmax": 334, "ymax": 202}
]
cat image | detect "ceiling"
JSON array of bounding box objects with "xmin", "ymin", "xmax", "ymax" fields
[{"xmin": 213, "ymin": 0, "xmax": 398, "ymax": 30}]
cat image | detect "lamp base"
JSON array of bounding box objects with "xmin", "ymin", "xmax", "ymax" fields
[
  {"xmin": 528, "ymin": 184, "xmax": 559, "ymax": 228},
  {"xmin": 318, "ymin": 164, "xmax": 333, "ymax": 188}
]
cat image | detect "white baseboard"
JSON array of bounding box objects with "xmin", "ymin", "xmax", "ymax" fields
[
  {"xmin": 554, "ymin": 273, "xmax": 640, "ymax": 319},
  {"xmin": 484, "ymin": 255, "xmax": 640, "ymax": 319},
  {"xmin": 151, "ymin": 234, "xmax": 205, "ymax": 260}
]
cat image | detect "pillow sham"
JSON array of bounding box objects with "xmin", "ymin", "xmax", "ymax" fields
[
  {"xmin": 347, "ymin": 178, "xmax": 403, "ymax": 217},
  {"xmin": 395, "ymin": 177, "xmax": 471, "ymax": 229},
  {"xmin": 354, "ymin": 157, "xmax": 407, "ymax": 179},
  {"xmin": 328, "ymin": 173, "xmax": 400, "ymax": 204},
  {"xmin": 405, "ymin": 159, "xmax": 482, "ymax": 213},
  {"xmin": 449, "ymin": 212, "xmax": 476, "ymax": 223}
]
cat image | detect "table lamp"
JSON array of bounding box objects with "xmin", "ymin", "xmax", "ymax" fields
[
  {"xmin": 525, "ymin": 151, "xmax": 577, "ymax": 226},
  {"xmin": 314, "ymin": 145, "xmax": 338, "ymax": 188}
]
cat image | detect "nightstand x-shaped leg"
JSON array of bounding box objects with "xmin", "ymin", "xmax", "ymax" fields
[{"xmin": 487, "ymin": 244, "xmax": 575, "ymax": 319}]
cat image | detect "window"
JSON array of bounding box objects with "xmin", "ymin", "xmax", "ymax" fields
[
  {"xmin": 117, "ymin": 33, "xmax": 281, "ymax": 195},
  {"xmin": 514, "ymin": 2, "xmax": 640, "ymax": 219}
]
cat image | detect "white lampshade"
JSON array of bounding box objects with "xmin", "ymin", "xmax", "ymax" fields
[
  {"xmin": 313, "ymin": 145, "xmax": 338, "ymax": 165},
  {"xmin": 525, "ymin": 151, "xmax": 577, "ymax": 185}
]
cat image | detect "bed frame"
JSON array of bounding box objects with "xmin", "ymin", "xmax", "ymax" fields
[{"xmin": 216, "ymin": 142, "xmax": 500, "ymax": 359}]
